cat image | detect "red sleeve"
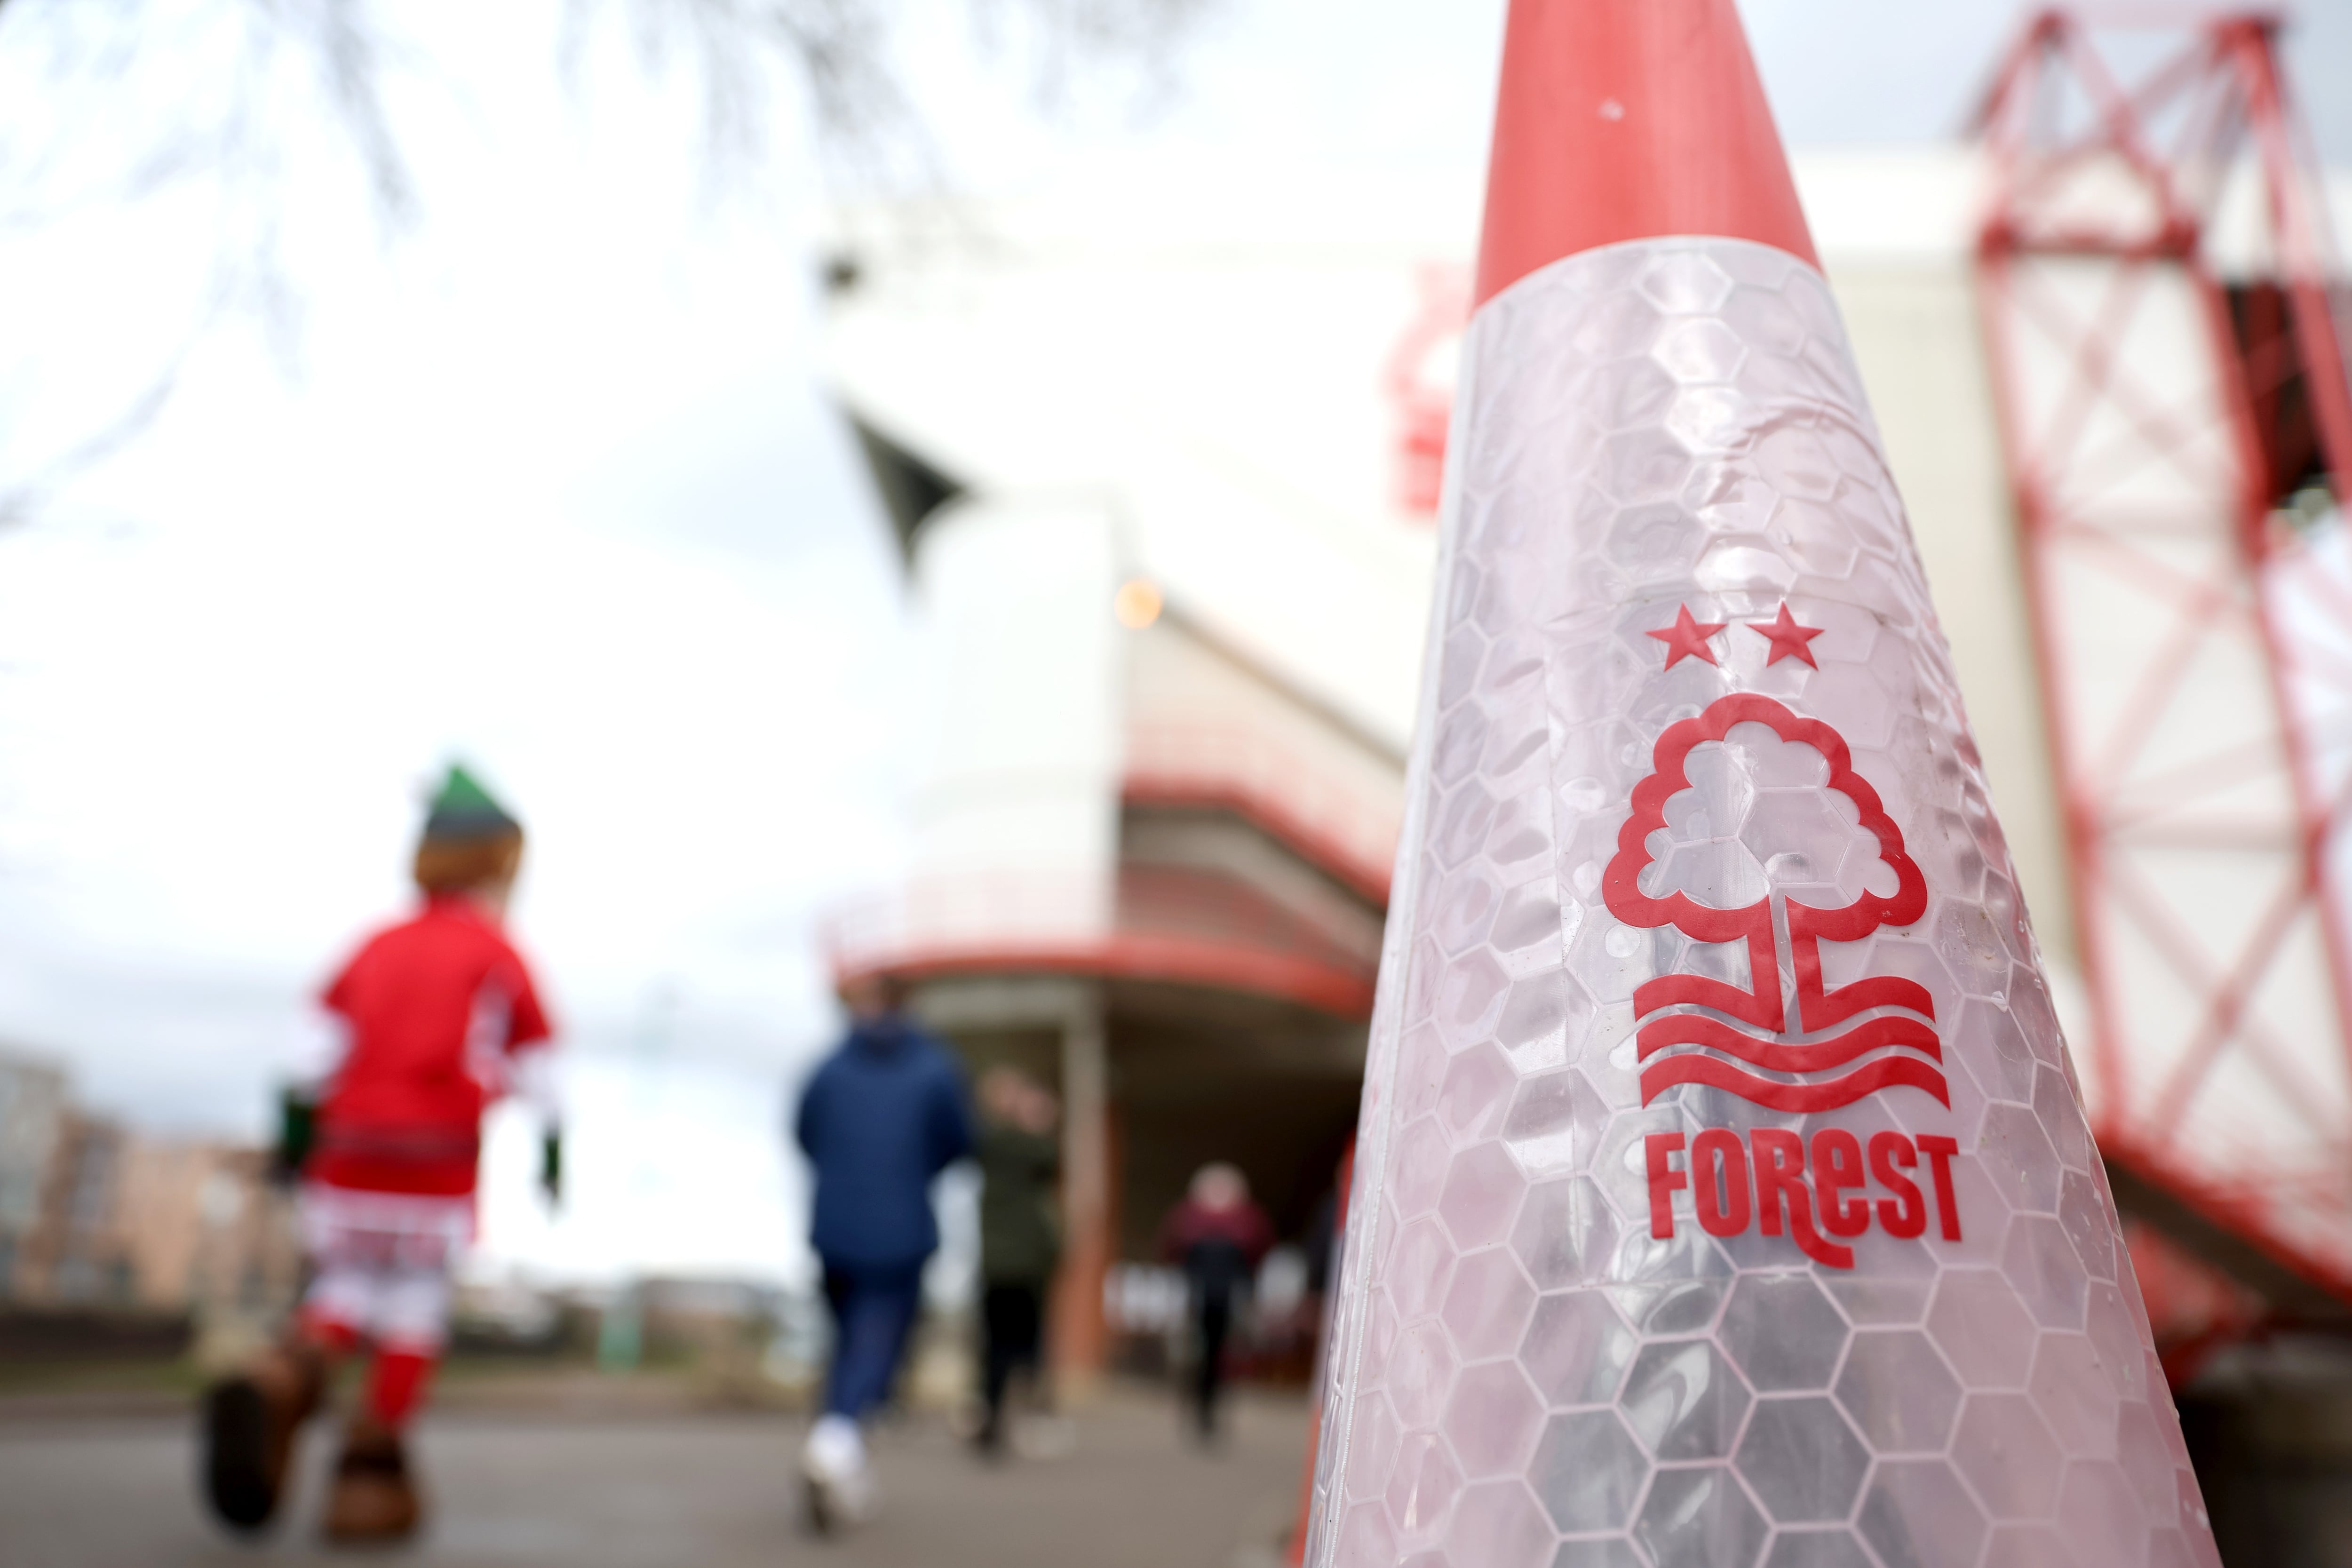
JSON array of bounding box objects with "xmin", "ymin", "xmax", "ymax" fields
[
  {"xmin": 319, "ymin": 948, "xmax": 363, "ymax": 1020},
  {"xmin": 501, "ymin": 955, "xmax": 554, "ymax": 1052}
]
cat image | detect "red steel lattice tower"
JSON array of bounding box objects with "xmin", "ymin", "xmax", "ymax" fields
[{"xmin": 1975, "ymin": 8, "xmax": 2352, "ymax": 1315}]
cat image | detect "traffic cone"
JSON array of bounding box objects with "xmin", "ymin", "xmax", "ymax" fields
[{"xmin": 1302, "ymin": 4, "xmax": 2221, "ymax": 1567}]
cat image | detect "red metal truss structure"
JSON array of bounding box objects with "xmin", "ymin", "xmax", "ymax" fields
[{"xmin": 1975, "ymin": 8, "xmax": 2352, "ymax": 1316}]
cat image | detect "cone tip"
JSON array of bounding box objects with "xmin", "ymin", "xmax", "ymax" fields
[{"xmin": 1474, "ymin": 0, "xmax": 1818, "ymax": 308}]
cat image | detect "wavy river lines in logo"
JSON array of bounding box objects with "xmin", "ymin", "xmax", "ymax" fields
[{"xmin": 1612, "ymin": 604, "xmax": 1962, "ymax": 1271}]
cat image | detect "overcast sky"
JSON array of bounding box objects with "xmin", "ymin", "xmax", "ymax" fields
[{"xmin": 0, "ymin": 0, "xmax": 2345, "ymax": 1283}]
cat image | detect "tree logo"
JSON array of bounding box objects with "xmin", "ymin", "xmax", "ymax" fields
[{"xmin": 1603, "ymin": 691, "xmax": 1945, "ymax": 1113}]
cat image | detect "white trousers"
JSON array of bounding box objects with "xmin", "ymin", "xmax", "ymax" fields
[{"xmin": 299, "ymin": 1185, "xmax": 470, "ymax": 1353}]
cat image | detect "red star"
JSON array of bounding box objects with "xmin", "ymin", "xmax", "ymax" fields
[
  {"xmin": 1647, "ymin": 604, "xmax": 1727, "ymax": 669},
  {"xmin": 1747, "ymin": 603, "xmax": 1826, "ymax": 668}
]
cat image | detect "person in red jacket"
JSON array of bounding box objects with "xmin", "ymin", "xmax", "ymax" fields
[
  {"xmin": 1159, "ymin": 1162, "xmax": 1273, "ymax": 1443},
  {"xmin": 201, "ymin": 765, "xmax": 560, "ymax": 1544}
]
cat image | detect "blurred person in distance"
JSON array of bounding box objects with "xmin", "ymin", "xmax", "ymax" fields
[
  {"xmin": 972, "ymin": 1066, "xmax": 1060, "ymax": 1457},
  {"xmin": 794, "ymin": 971, "xmax": 975, "ymax": 1533},
  {"xmin": 201, "ymin": 765, "xmax": 563, "ymax": 1545},
  {"xmin": 1159, "ymin": 1162, "xmax": 1273, "ymax": 1444}
]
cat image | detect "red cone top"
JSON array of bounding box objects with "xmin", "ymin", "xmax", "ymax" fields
[{"xmin": 1473, "ymin": 0, "xmax": 1819, "ymax": 308}]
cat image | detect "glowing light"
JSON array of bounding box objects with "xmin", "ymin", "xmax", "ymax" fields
[{"xmin": 1113, "ymin": 578, "xmax": 1162, "ymax": 629}]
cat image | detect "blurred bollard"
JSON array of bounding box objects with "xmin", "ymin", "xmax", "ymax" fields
[
  {"xmin": 1301, "ymin": 3, "xmax": 2222, "ymax": 1567},
  {"xmin": 597, "ymin": 1282, "xmax": 643, "ymax": 1373}
]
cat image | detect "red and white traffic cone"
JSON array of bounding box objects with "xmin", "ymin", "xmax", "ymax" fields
[{"xmin": 1302, "ymin": 3, "xmax": 2221, "ymax": 1566}]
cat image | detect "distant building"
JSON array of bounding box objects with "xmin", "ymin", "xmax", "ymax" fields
[
  {"xmin": 0, "ymin": 1049, "xmax": 296, "ymax": 1318},
  {"xmin": 113, "ymin": 1140, "xmax": 300, "ymax": 1319},
  {"xmin": 0, "ymin": 1052, "xmax": 67, "ymax": 1296},
  {"xmin": 24, "ymin": 1111, "xmax": 135, "ymax": 1303}
]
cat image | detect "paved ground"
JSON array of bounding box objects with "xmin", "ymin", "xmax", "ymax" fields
[{"xmin": 0, "ymin": 1385, "xmax": 1309, "ymax": 1568}]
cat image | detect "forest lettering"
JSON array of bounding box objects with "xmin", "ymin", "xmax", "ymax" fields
[{"xmin": 1645, "ymin": 1128, "xmax": 1960, "ymax": 1269}]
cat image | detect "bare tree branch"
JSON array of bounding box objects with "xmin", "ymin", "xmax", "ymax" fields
[
  {"xmin": 0, "ymin": 357, "xmax": 189, "ymax": 531},
  {"xmin": 0, "ymin": 0, "xmax": 1215, "ymax": 527},
  {"xmin": 0, "ymin": 0, "xmax": 439, "ymax": 518},
  {"xmin": 565, "ymin": 0, "xmax": 920, "ymax": 191}
]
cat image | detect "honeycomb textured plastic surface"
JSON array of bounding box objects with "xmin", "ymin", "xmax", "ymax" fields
[{"xmin": 1304, "ymin": 238, "xmax": 2218, "ymax": 1568}]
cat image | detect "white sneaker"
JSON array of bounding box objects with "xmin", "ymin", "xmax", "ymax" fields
[{"xmin": 801, "ymin": 1415, "xmax": 875, "ymax": 1535}]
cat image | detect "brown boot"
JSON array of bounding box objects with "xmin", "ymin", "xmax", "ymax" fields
[
  {"xmin": 201, "ymin": 1340, "xmax": 326, "ymax": 1531},
  {"xmin": 323, "ymin": 1414, "xmax": 422, "ymax": 1544}
]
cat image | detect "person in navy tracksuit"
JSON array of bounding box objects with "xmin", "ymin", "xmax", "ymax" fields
[{"xmin": 792, "ymin": 974, "xmax": 973, "ymax": 1531}]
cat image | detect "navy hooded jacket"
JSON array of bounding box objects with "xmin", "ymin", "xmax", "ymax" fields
[{"xmin": 795, "ymin": 1013, "xmax": 976, "ymax": 1270}]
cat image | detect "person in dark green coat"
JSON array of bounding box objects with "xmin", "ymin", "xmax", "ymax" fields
[{"xmin": 973, "ymin": 1067, "xmax": 1060, "ymax": 1454}]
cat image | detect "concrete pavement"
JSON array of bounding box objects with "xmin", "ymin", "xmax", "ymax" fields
[{"xmin": 0, "ymin": 1385, "xmax": 1309, "ymax": 1568}]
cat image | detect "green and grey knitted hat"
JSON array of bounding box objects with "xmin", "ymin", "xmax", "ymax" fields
[{"xmin": 422, "ymin": 764, "xmax": 520, "ymax": 844}]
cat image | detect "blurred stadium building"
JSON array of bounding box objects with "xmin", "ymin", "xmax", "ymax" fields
[{"xmin": 818, "ymin": 9, "xmax": 2352, "ymax": 1448}]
